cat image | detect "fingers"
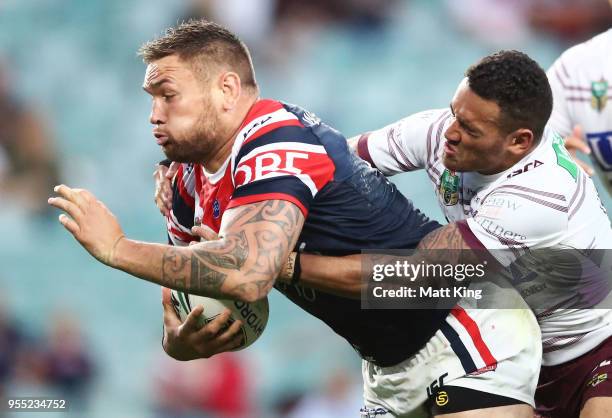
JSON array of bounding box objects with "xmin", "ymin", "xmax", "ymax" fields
[
  {"xmin": 163, "ymin": 302, "xmax": 182, "ymax": 329},
  {"xmin": 53, "ymin": 184, "xmax": 91, "ymax": 208},
  {"xmin": 161, "ymin": 286, "xmax": 172, "ymax": 305},
  {"xmin": 167, "ymin": 162, "xmax": 180, "ymax": 179},
  {"xmin": 154, "ymin": 165, "xmax": 169, "ymax": 179},
  {"xmin": 48, "ymin": 196, "xmax": 84, "ymax": 222},
  {"xmin": 576, "ymin": 158, "xmax": 594, "ymax": 176},
  {"xmin": 565, "ymin": 135, "xmax": 591, "ymax": 155},
  {"xmin": 199, "ymin": 310, "xmax": 244, "ymax": 350},
  {"xmin": 201, "ymin": 309, "xmax": 233, "ymax": 337},
  {"xmin": 179, "ymin": 305, "xmax": 204, "ymax": 335},
  {"xmin": 153, "ymin": 165, "xmax": 173, "ymax": 216},
  {"xmin": 572, "ymin": 124, "xmax": 584, "ymax": 141},
  {"xmin": 58, "ymin": 214, "xmax": 80, "ymax": 235},
  {"xmin": 191, "ymin": 225, "xmax": 219, "ymax": 241},
  {"xmin": 217, "ymin": 319, "xmax": 245, "ymax": 350}
]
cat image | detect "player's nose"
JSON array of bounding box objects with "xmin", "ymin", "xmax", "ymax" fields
[
  {"xmin": 443, "ymin": 123, "xmax": 461, "ymax": 143},
  {"xmin": 149, "ymin": 100, "xmax": 166, "ymax": 125}
]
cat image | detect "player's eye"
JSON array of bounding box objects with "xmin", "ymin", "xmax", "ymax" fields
[{"xmin": 162, "ymin": 93, "xmax": 176, "ymax": 101}]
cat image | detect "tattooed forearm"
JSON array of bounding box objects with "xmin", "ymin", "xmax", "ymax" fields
[
  {"xmin": 230, "ymin": 279, "xmax": 275, "ymax": 301},
  {"xmin": 416, "ymin": 223, "xmax": 486, "ymax": 267},
  {"xmin": 160, "ymin": 199, "xmax": 304, "ymax": 301},
  {"xmin": 161, "ymin": 248, "xmax": 190, "ymax": 290},
  {"xmin": 192, "ymin": 231, "xmax": 249, "ymax": 270},
  {"xmin": 417, "ymin": 223, "xmax": 470, "ymax": 251}
]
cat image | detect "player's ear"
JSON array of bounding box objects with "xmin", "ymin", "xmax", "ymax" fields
[
  {"xmin": 220, "ymin": 71, "xmax": 241, "ymax": 111},
  {"xmin": 507, "ymin": 128, "xmax": 534, "ymax": 156}
]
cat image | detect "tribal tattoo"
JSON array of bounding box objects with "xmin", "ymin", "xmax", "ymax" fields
[
  {"xmin": 161, "ymin": 200, "xmax": 304, "ymax": 300},
  {"xmin": 418, "ymin": 223, "xmax": 471, "ymax": 251}
]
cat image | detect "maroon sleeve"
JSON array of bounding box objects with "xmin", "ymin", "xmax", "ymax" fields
[{"xmin": 357, "ymin": 133, "xmax": 378, "ymax": 169}]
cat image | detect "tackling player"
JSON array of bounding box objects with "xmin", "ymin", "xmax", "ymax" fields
[
  {"xmin": 49, "ymin": 21, "xmax": 541, "ymax": 418},
  {"xmin": 295, "ymin": 51, "xmax": 612, "ymax": 418}
]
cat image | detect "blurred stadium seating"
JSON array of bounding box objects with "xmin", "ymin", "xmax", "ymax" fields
[{"xmin": 0, "ymin": 1, "xmax": 610, "ymax": 417}]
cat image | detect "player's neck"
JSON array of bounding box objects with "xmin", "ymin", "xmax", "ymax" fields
[
  {"xmin": 201, "ymin": 94, "xmax": 259, "ymax": 173},
  {"xmin": 478, "ymin": 145, "xmax": 538, "ymax": 176}
]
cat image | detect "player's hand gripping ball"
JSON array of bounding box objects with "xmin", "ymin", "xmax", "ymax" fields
[{"xmin": 170, "ymin": 290, "xmax": 269, "ymax": 350}]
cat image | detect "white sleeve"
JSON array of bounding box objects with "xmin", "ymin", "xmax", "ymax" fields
[
  {"xmin": 547, "ymin": 57, "xmax": 574, "ymax": 138},
  {"xmin": 357, "ymin": 109, "xmax": 449, "ymax": 176},
  {"xmin": 465, "ymin": 187, "xmax": 568, "ymax": 266}
]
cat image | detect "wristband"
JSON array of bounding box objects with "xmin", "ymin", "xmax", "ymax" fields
[{"xmin": 158, "ymin": 159, "xmax": 172, "ymax": 167}]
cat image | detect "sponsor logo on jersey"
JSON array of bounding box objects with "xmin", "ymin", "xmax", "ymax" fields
[
  {"xmin": 359, "ymin": 407, "xmax": 389, "ymax": 417},
  {"xmin": 427, "ymin": 373, "xmax": 448, "ymax": 397},
  {"xmin": 435, "ymin": 391, "xmax": 449, "ymax": 406},
  {"xmin": 591, "ymin": 79, "xmax": 608, "ymax": 112},
  {"xmin": 506, "ymin": 160, "xmax": 544, "ymax": 179},
  {"xmin": 586, "ymin": 131, "xmax": 612, "ymax": 171},
  {"xmin": 212, "ymin": 199, "xmax": 220, "ymax": 218},
  {"xmin": 439, "ymin": 169, "xmax": 459, "ymax": 206},
  {"xmin": 587, "ymin": 372, "xmax": 608, "ymax": 388},
  {"xmin": 302, "ymin": 111, "xmax": 320, "ymax": 127}
]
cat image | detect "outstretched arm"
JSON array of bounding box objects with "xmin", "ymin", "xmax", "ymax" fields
[
  {"xmin": 280, "ymin": 222, "xmax": 482, "ymax": 299},
  {"xmin": 49, "ymin": 185, "xmax": 304, "ymax": 302}
]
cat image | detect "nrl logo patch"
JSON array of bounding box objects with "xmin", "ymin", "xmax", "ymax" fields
[
  {"xmin": 591, "ymin": 79, "xmax": 608, "ymax": 112},
  {"xmin": 439, "ymin": 169, "xmax": 460, "ymax": 206}
]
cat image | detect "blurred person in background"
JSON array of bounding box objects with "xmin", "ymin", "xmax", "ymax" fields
[
  {"xmin": 528, "ymin": 0, "xmax": 612, "ymax": 46},
  {"xmin": 0, "ymin": 292, "xmax": 27, "ymax": 400},
  {"xmin": 285, "ymin": 367, "xmax": 363, "ymax": 418},
  {"xmin": 178, "ymin": 0, "xmax": 397, "ymax": 68},
  {"xmin": 49, "ymin": 19, "xmax": 540, "ymax": 418},
  {"xmin": 445, "ymin": 0, "xmax": 612, "ymax": 48},
  {"xmin": 41, "ymin": 311, "xmax": 96, "ymax": 412},
  {"xmin": 0, "ymin": 61, "xmax": 60, "ymax": 217},
  {"xmin": 546, "ymin": 0, "xmax": 612, "ymax": 198},
  {"xmin": 153, "ymin": 352, "xmax": 252, "ymax": 418}
]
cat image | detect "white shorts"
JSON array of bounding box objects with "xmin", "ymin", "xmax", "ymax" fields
[{"xmin": 361, "ymin": 306, "xmax": 542, "ymax": 417}]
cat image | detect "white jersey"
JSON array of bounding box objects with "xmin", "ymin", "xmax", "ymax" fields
[
  {"xmin": 359, "ymin": 108, "xmax": 612, "ymax": 366},
  {"xmin": 547, "ymin": 29, "xmax": 612, "ymax": 194}
]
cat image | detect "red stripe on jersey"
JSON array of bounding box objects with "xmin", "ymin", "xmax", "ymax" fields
[
  {"xmin": 451, "ymin": 306, "xmax": 498, "ymax": 368},
  {"xmin": 238, "ymin": 99, "xmax": 285, "ymax": 131},
  {"xmin": 177, "ymin": 165, "xmax": 195, "ymax": 209},
  {"xmin": 227, "ymin": 193, "xmax": 308, "ymax": 217},
  {"xmin": 243, "ymin": 119, "xmax": 304, "ymax": 146}
]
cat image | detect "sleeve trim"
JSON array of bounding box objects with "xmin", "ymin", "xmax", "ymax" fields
[
  {"xmin": 227, "ymin": 193, "xmax": 308, "ymax": 218},
  {"xmin": 357, "ymin": 133, "xmax": 377, "ymax": 169}
]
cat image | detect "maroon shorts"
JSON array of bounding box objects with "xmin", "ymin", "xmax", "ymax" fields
[{"xmin": 535, "ymin": 336, "xmax": 612, "ymax": 418}]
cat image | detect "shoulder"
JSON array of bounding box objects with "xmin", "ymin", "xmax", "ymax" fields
[{"xmin": 551, "ymin": 29, "xmax": 611, "ymax": 77}]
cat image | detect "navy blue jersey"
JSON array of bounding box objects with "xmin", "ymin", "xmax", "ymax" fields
[{"xmin": 167, "ymin": 99, "xmax": 444, "ymax": 366}]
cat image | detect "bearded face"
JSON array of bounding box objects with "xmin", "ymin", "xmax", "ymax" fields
[{"xmin": 143, "ymin": 54, "xmax": 226, "ymax": 164}]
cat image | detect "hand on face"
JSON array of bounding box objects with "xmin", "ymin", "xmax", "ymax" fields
[{"xmin": 48, "ymin": 185, "xmax": 125, "ymax": 266}]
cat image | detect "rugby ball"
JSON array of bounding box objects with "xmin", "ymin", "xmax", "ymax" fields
[{"xmin": 169, "ymin": 288, "xmax": 269, "ymax": 350}]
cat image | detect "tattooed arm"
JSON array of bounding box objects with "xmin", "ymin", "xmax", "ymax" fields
[{"xmin": 48, "ymin": 185, "xmax": 304, "ymax": 302}]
